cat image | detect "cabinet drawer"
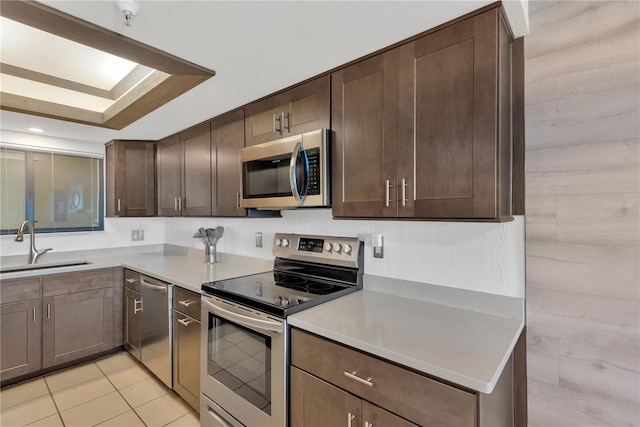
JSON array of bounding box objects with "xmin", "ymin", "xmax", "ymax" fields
[
  {"xmin": 43, "ymin": 268, "xmax": 114, "ymax": 297},
  {"xmin": 173, "ymin": 287, "xmax": 200, "ymax": 321},
  {"xmin": 1, "ymin": 278, "xmax": 41, "ymax": 304},
  {"xmin": 124, "ymin": 269, "xmax": 141, "ymax": 292},
  {"xmin": 291, "ymin": 329, "xmax": 476, "ymax": 427}
]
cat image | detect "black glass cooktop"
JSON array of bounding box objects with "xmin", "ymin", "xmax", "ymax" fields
[{"xmin": 202, "ymin": 267, "xmax": 361, "ymax": 317}]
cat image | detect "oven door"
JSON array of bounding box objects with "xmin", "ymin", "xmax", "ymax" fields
[{"xmin": 201, "ymin": 295, "xmax": 287, "ymax": 427}]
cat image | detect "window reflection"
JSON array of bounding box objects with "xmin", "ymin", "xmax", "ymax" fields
[{"xmin": 0, "ymin": 146, "xmax": 103, "ymax": 233}]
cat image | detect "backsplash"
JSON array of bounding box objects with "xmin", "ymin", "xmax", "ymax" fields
[
  {"xmin": 1, "ymin": 209, "xmax": 524, "ymax": 298},
  {"xmin": 166, "ymin": 209, "xmax": 525, "ymax": 298}
]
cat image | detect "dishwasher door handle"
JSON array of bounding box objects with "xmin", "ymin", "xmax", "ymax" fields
[{"xmin": 140, "ymin": 278, "xmax": 168, "ymax": 293}]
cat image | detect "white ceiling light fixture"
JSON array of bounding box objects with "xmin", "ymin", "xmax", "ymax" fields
[{"xmin": 116, "ymin": 0, "xmax": 140, "ymax": 27}]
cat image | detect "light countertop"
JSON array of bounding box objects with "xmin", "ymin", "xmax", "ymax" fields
[
  {"xmin": 0, "ymin": 245, "xmax": 273, "ymax": 293},
  {"xmin": 288, "ymin": 275, "xmax": 524, "ymax": 394}
]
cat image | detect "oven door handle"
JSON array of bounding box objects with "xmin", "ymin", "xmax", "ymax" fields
[{"xmin": 202, "ymin": 297, "xmax": 284, "ymax": 333}]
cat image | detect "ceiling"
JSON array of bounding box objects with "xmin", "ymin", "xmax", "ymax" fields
[{"xmin": 0, "ymin": 1, "xmax": 527, "ymax": 146}]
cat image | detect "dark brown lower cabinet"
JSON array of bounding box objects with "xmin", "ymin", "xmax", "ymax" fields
[
  {"xmin": 172, "ymin": 287, "xmax": 201, "ymax": 411},
  {"xmin": 123, "ymin": 287, "xmax": 142, "ymax": 361},
  {"xmin": 0, "ymin": 299, "xmax": 42, "ymax": 381},
  {"xmin": 42, "ymin": 287, "xmax": 114, "ymax": 369},
  {"xmin": 290, "ymin": 367, "xmax": 417, "ymax": 427},
  {"xmin": 291, "ymin": 328, "xmax": 516, "ymax": 427}
]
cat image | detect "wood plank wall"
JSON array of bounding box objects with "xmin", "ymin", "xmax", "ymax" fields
[{"xmin": 525, "ymin": 1, "xmax": 640, "ymax": 425}]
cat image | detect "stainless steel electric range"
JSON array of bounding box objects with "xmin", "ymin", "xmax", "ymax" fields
[{"xmin": 200, "ymin": 233, "xmax": 363, "ymax": 427}]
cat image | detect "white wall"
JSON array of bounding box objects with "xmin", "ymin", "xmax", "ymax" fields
[
  {"xmin": 0, "ymin": 217, "xmax": 166, "ymax": 257},
  {"xmin": 165, "ymin": 209, "xmax": 525, "ymax": 298}
]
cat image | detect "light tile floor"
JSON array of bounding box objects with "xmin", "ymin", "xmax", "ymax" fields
[{"xmin": 0, "ymin": 352, "xmax": 199, "ymax": 427}]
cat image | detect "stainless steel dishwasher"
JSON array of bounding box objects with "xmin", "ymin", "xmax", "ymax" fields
[{"xmin": 140, "ymin": 274, "xmax": 173, "ymax": 388}]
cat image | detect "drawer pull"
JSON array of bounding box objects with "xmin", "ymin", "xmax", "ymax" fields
[
  {"xmin": 178, "ymin": 299, "xmax": 194, "ymax": 307},
  {"xmin": 365, "ymin": 422, "xmax": 374, "ymax": 427},
  {"xmin": 134, "ymin": 299, "xmax": 142, "ymax": 314},
  {"xmin": 178, "ymin": 318, "xmax": 194, "ymax": 326},
  {"xmin": 347, "ymin": 413, "xmax": 356, "ymax": 427},
  {"xmin": 344, "ymin": 371, "xmax": 373, "ymax": 387},
  {"xmin": 125, "ymin": 278, "xmax": 137, "ymax": 283}
]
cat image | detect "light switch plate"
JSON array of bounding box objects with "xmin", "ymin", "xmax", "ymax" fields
[
  {"xmin": 256, "ymin": 232, "xmax": 263, "ymax": 248},
  {"xmin": 131, "ymin": 229, "xmax": 144, "ymax": 241},
  {"xmin": 373, "ymin": 235, "xmax": 384, "ymax": 259}
]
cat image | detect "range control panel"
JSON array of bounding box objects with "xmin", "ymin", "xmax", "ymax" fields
[{"xmin": 273, "ymin": 233, "xmax": 361, "ymax": 268}]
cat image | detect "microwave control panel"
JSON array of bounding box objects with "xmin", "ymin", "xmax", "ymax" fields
[{"xmin": 306, "ymin": 148, "xmax": 320, "ymax": 196}]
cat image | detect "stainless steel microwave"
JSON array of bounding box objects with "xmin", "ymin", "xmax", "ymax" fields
[{"xmin": 240, "ymin": 129, "xmax": 330, "ymax": 209}]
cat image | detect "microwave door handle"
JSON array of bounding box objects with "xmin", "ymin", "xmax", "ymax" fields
[{"xmin": 289, "ymin": 142, "xmax": 305, "ymax": 205}]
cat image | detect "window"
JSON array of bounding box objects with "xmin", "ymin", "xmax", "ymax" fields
[{"xmin": 0, "ymin": 146, "xmax": 103, "ymax": 234}]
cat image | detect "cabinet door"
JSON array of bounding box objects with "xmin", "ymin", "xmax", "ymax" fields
[
  {"xmin": 157, "ymin": 134, "xmax": 182, "ymax": 216},
  {"xmin": 362, "ymin": 401, "xmax": 418, "ymax": 427},
  {"xmin": 182, "ymin": 122, "xmax": 212, "ymax": 216},
  {"xmin": 123, "ymin": 287, "xmax": 141, "ymax": 361},
  {"xmin": 290, "ymin": 366, "xmax": 361, "ymax": 427},
  {"xmin": 398, "ymin": 9, "xmax": 501, "ymax": 219},
  {"xmin": 120, "ymin": 141, "xmax": 156, "ymax": 217},
  {"xmin": 42, "ymin": 288, "xmax": 114, "ymax": 368},
  {"xmin": 332, "ymin": 50, "xmax": 399, "ymax": 217},
  {"xmin": 244, "ymin": 94, "xmax": 282, "ymax": 147},
  {"xmin": 281, "ymin": 75, "xmax": 330, "ymax": 137},
  {"xmin": 0, "ymin": 300, "xmax": 42, "ymax": 381},
  {"xmin": 211, "ymin": 110, "xmax": 246, "ymax": 217},
  {"xmin": 172, "ymin": 312, "xmax": 200, "ymax": 411}
]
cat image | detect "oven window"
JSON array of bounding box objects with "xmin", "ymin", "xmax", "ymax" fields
[{"xmin": 207, "ymin": 314, "xmax": 272, "ymax": 415}]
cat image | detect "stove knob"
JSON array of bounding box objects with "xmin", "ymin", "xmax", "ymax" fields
[
  {"xmin": 282, "ymin": 239, "xmax": 290, "ymax": 247},
  {"xmin": 332, "ymin": 243, "xmax": 342, "ymax": 253},
  {"xmin": 343, "ymin": 244, "xmax": 352, "ymax": 255},
  {"xmin": 324, "ymin": 242, "xmax": 333, "ymax": 252},
  {"xmin": 274, "ymin": 296, "xmax": 282, "ymax": 305},
  {"xmin": 275, "ymin": 239, "xmax": 282, "ymax": 247},
  {"xmin": 281, "ymin": 297, "xmax": 290, "ymax": 307}
]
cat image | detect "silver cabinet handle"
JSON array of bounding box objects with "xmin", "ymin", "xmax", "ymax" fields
[
  {"xmin": 344, "ymin": 371, "xmax": 373, "ymax": 387},
  {"xmin": 117, "ymin": 198, "xmax": 121, "ymax": 212},
  {"xmin": 282, "ymin": 110, "xmax": 290, "ymax": 133},
  {"xmin": 178, "ymin": 300, "xmax": 194, "ymax": 307},
  {"xmin": 33, "ymin": 306, "xmax": 36, "ymax": 322},
  {"xmin": 178, "ymin": 197, "xmax": 183, "ymax": 211},
  {"xmin": 178, "ymin": 317, "xmax": 194, "ymax": 326},
  {"xmin": 402, "ymin": 178, "xmax": 407, "ymax": 207},
  {"xmin": 273, "ymin": 113, "xmax": 282, "ymax": 134},
  {"xmin": 47, "ymin": 303, "xmax": 51, "ymax": 319},
  {"xmin": 236, "ymin": 192, "xmax": 240, "ymax": 210},
  {"xmin": 134, "ymin": 299, "xmax": 142, "ymax": 314},
  {"xmin": 174, "ymin": 197, "xmax": 178, "ymax": 211},
  {"xmin": 347, "ymin": 413, "xmax": 356, "ymax": 427},
  {"xmin": 365, "ymin": 422, "xmax": 374, "ymax": 427},
  {"xmin": 125, "ymin": 278, "xmax": 137, "ymax": 284},
  {"xmin": 385, "ymin": 180, "xmax": 391, "ymax": 207}
]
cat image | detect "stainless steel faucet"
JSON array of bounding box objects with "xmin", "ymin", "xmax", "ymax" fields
[{"xmin": 15, "ymin": 220, "xmax": 52, "ymax": 264}]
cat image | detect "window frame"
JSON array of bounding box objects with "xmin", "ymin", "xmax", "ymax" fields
[{"xmin": 0, "ymin": 145, "xmax": 104, "ymax": 235}]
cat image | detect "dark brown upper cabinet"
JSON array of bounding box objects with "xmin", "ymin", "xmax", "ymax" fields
[
  {"xmin": 244, "ymin": 75, "xmax": 330, "ymax": 147},
  {"xmin": 333, "ymin": 7, "xmax": 513, "ymax": 221},
  {"xmin": 105, "ymin": 140, "xmax": 156, "ymax": 217},
  {"xmin": 211, "ymin": 110, "xmax": 246, "ymax": 217},
  {"xmin": 157, "ymin": 122, "xmax": 212, "ymax": 216},
  {"xmin": 331, "ymin": 50, "xmax": 399, "ymax": 218}
]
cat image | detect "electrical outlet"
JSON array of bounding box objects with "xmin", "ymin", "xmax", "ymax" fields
[
  {"xmin": 372, "ymin": 234, "xmax": 384, "ymax": 258},
  {"xmin": 256, "ymin": 232, "xmax": 263, "ymax": 248},
  {"xmin": 131, "ymin": 229, "xmax": 144, "ymax": 241}
]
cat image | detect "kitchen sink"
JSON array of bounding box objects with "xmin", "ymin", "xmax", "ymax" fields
[{"xmin": 0, "ymin": 260, "xmax": 91, "ymax": 274}]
